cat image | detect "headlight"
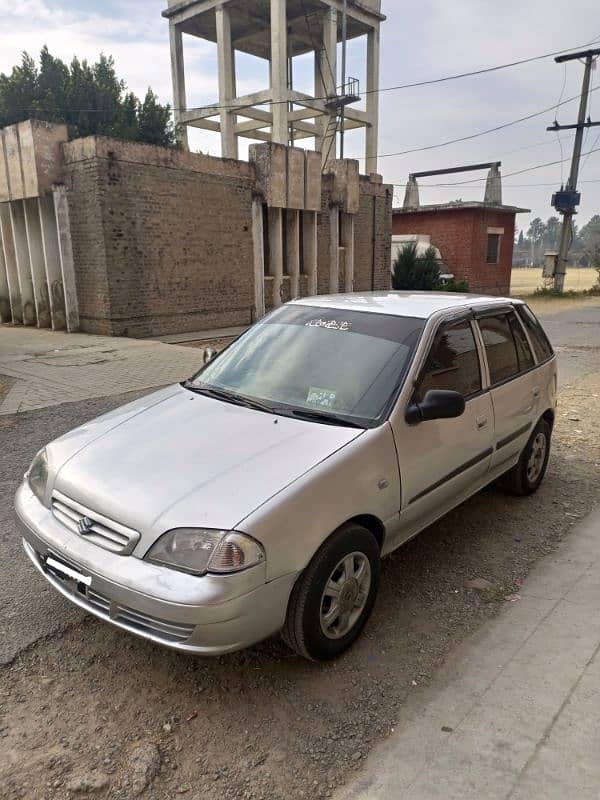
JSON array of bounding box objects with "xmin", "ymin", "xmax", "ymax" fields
[
  {"xmin": 27, "ymin": 449, "xmax": 49, "ymax": 505},
  {"xmin": 145, "ymin": 528, "xmax": 265, "ymax": 576}
]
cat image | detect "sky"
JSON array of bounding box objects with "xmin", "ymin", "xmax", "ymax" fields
[{"xmin": 1, "ymin": 0, "xmax": 599, "ymax": 233}]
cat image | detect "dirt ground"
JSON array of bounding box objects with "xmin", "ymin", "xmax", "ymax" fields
[
  {"xmin": 510, "ymin": 266, "xmax": 598, "ymax": 295},
  {"xmin": 1, "ymin": 366, "xmax": 599, "ymax": 800}
]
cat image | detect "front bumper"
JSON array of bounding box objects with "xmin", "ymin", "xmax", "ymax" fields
[{"xmin": 15, "ymin": 482, "xmax": 296, "ymax": 655}]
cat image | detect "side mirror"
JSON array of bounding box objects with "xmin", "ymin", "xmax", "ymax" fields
[
  {"xmin": 405, "ymin": 389, "xmax": 466, "ymax": 426},
  {"xmin": 203, "ymin": 347, "xmax": 218, "ymax": 365}
]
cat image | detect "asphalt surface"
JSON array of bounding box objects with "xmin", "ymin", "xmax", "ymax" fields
[{"xmin": 1, "ymin": 301, "xmax": 599, "ymax": 664}]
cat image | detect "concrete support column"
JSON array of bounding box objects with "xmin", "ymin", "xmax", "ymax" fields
[
  {"xmin": 315, "ymin": 9, "xmax": 338, "ymax": 166},
  {"xmin": 24, "ymin": 198, "xmax": 50, "ymax": 328},
  {"xmin": 270, "ymin": 0, "xmax": 288, "ymax": 145},
  {"xmin": 329, "ymin": 205, "xmax": 340, "ymax": 294},
  {"xmin": 10, "ymin": 201, "xmax": 36, "ymax": 325},
  {"xmin": 0, "ymin": 203, "xmax": 21, "ymax": 322},
  {"xmin": 365, "ymin": 28, "xmax": 380, "ymax": 175},
  {"xmin": 303, "ymin": 211, "xmax": 318, "ymax": 296},
  {"xmin": 0, "ymin": 225, "xmax": 9, "ymax": 322},
  {"xmin": 287, "ymin": 210, "xmax": 300, "ymax": 299},
  {"xmin": 216, "ymin": 5, "xmax": 238, "ymax": 160},
  {"xmin": 341, "ymin": 212, "xmax": 355, "ymax": 292},
  {"xmin": 39, "ymin": 194, "xmax": 66, "ymax": 330},
  {"xmin": 53, "ymin": 185, "xmax": 79, "ymax": 332},
  {"xmin": 251, "ymin": 197, "xmax": 265, "ymax": 320},
  {"xmin": 268, "ymin": 207, "xmax": 284, "ymax": 307},
  {"xmin": 169, "ymin": 23, "xmax": 189, "ymax": 150}
]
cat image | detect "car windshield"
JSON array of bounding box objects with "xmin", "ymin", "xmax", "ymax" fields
[{"xmin": 187, "ymin": 305, "xmax": 424, "ymax": 428}]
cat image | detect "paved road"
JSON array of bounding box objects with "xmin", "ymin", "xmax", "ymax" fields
[{"xmin": 1, "ymin": 300, "xmax": 599, "ymax": 663}]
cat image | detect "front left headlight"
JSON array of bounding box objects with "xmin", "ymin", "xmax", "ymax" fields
[
  {"xmin": 27, "ymin": 448, "xmax": 49, "ymax": 505},
  {"xmin": 145, "ymin": 528, "xmax": 265, "ymax": 576}
]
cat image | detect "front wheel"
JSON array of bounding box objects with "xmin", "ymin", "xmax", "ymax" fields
[
  {"xmin": 282, "ymin": 523, "xmax": 381, "ymax": 661},
  {"xmin": 500, "ymin": 418, "xmax": 552, "ymax": 495}
]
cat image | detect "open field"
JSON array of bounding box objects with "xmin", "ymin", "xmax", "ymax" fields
[{"xmin": 511, "ymin": 266, "xmax": 598, "ymax": 295}]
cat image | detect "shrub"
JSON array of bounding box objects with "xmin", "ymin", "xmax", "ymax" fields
[{"xmin": 392, "ymin": 243, "xmax": 442, "ymax": 290}]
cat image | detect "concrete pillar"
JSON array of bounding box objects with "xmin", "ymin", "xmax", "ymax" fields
[
  {"xmin": 216, "ymin": 5, "xmax": 238, "ymax": 160},
  {"xmin": 270, "ymin": 0, "xmax": 288, "ymax": 145},
  {"xmin": 403, "ymin": 176, "xmax": 420, "ymax": 210},
  {"xmin": 10, "ymin": 201, "xmax": 37, "ymax": 325},
  {"xmin": 169, "ymin": 23, "xmax": 189, "ymax": 150},
  {"xmin": 53, "ymin": 185, "xmax": 79, "ymax": 332},
  {"xmin": 303, "ymin": 211, "xmax": 318, "ymax": 296},
  {"xmin": 329, "ymin": 205, "xmax": 340, "ymax": 294},
  {"xmin": 268, "ymin": 207, "xmax": 284, "ymax": 307},
  {"xmin": 485, "ymin": 164, "xmax": 502, "ymax": 205},
  {"xmin": 287, "ymin": 210, "xmax": 300, "ymax": 299},
  {"xmin": 0, "ymin": 203, "xmax": 22, "ymax": 323},
  {"xmin": 251, "ymin": 197, "xmax": 265, "ymax": 320},
  {"xmin": 341, "ymin": 212, "xmax": 355, "ymax": 292},
  {"xmin": 316, "ymin": 9, "xmax": 338, "ymax": 166},
  {"xmin": 0, "ymin": 225, "xmax": 9, "ymax": 322},
  {"xmin": 24, "ymin": 198, "xmax": 50, "ymax": 328},
  {"xmin": 365, "ymin": 28, "xmax": 380, "ymax": 175},
  {"xmin": 38, "ymin": 194, "xmax": 66, "ymax": 330}
]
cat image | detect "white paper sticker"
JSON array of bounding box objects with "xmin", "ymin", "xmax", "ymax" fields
[{"xmin": 307, "ymin": 387, "xmax": 337, "ymax": 409}]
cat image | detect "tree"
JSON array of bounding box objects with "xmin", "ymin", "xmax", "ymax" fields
[
  {"xmin": 518, "ymin": 230, "xmax": 525, "ymax": 248},
  {"xmin": 580, "ymin": 215, "xmax": 600, "ymax": 268},
  {"xmin": 0, "ymin": 47, "xmax": 176, "ymax": 147},
  {"xmin": 527, "ymin": 218, "xmax": 546, "ymax": 265},
  {"xmin": 543, "ymin": 216, "xmax": 560, "ymax": 251}
]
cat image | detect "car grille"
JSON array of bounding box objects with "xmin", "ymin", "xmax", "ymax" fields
[
  {"xmin": 37, "ymin": 548, "xmax": 195, "ymax": 645},
  {"xmin": 51, "ymin": 490, "xmax": 140, "ymax": 556}
]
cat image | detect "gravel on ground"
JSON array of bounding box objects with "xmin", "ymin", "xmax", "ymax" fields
[{"xmin": 1, "ymin": 371, "xmax": 599, "ymax": 800}]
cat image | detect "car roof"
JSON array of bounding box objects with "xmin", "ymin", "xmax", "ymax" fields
[{"xmin": 290, "ymin": 291, "xmax": 522, "ymax": 320}]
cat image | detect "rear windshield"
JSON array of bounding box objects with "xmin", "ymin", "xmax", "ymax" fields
[{"xmin": 191, "ymin": 306, "xmax": 425, "ymax": 427}]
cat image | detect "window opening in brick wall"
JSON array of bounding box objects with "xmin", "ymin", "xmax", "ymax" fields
[{"xmin": 486, "ymin": 233, "xmax": 501, "ymax": 264}]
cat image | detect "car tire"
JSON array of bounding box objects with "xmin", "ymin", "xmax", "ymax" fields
[
  {"xmin": 282, "ymin": 523, "xmax": 381, "ymax": 661},
  {"xmin": 500, "ymin": 418, "xmax": 552, "ymax": 496}
]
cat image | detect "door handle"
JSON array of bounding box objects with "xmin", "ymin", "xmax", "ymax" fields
[
  {"xmin": 532, "ymin": 387, "xmax": 540, "ymax": 398},
  {"xmin": 476, "ymin": 416, "xmax": 488, "ymax": 430}
]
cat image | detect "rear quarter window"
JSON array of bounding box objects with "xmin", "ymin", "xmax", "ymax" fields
[{"xmin": 515, "ymin": 305, "xmax": 554, "ymax": 363}]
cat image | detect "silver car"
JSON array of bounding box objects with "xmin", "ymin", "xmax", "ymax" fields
[{"xmin": 15, "ymin": 292, "xmax": 557, "ymax": 661}]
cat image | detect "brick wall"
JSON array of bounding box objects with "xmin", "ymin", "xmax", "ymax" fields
[
  {"xmin": 392, "ymin": 206, "xmax": 516, "ymax": 295},
  {"xmin": 63, "ymin": 136, "xmax": 393, "ymax": 336}
]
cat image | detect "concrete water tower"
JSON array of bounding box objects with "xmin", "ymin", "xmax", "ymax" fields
[{"xmin": 162, "ymin": 0, "xmax": 384, "ymax": 171}]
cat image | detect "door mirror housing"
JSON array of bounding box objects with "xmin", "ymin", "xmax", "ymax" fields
[
  {"xmin": 406, "ymin": 389, "xmax": 466, "ymax": 425},
  {"xmin": 203, "ymin": 347, "xmax": 218, "ymax": 365}
]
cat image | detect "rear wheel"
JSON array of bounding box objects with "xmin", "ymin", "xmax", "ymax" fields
[
  {"xmin": 500, "ymin": 418, "xmax": 552, "ymax": 495},
  {"xmin": 282, "ymin": 523, "xmax": 380, "ymax": 661}
]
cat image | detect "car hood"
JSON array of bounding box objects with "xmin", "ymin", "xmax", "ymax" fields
[{"xmin": 50, "ymin": 384, "xmax": 362, "ymax": 550}]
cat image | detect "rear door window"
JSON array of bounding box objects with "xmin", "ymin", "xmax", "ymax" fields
[
  {"xmin": 413, "ymin": 319, "xmax": 482, "ymax": 402},
  {"xmin": 478, "ymin": 314, "xmax": 520, "ymax": 385},
  {"xmin": 515, "ymin": 305, "xmax": 554, "ymax": 363},
  {"xmin": 507, "ymin": 311, "xmax": 535, "ymax": 371}
]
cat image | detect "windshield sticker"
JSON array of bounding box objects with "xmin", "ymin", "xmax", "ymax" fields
[
  {"xmin": 305, "ymin": 318, "xmax": 353, "ymax": 331},
  {"xmin": 307, "ymin": 387, "xmax": 337, "ymax": 409}
]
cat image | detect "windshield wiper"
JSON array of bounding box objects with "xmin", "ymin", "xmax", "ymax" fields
[
  {"xmin": 286, "ymin": 408, "xmax": 365, "ymax": 429},
  {"xmin": 183, "ymin": 382, "xmax": 275, "ymax": 414}
]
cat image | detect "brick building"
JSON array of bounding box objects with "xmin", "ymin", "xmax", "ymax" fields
[
  {"xmin": 392, "ymin": 202, "xmax": 529, "ymax": 295},
  {"xmin": 0, "ymin": 121, "xmax": 392, "ymax": 337}
]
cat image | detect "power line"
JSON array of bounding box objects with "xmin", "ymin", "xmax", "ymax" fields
[{"xmin": 374, "ymin": 86, "xmax": 598, "ymax": 160}]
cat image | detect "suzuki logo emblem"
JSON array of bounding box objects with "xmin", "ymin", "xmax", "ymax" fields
[{"xmin": 77, "ymin": 516, "xmax": 94, "ymax": 535}]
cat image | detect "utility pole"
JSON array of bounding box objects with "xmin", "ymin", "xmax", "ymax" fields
[{"xmin": 548, "ymin": 48, "xmax": 600, "ymax": 292}]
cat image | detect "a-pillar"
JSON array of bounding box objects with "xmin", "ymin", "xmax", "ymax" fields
[
  {"xmin": 341, "ymin": 213, "xmax": 355, "ymax": 292},
  {"xmin": 268, "ymin": 207, "xmax": 284, "ymax": 307},
  {"xmin": 270, "ymin": 0, "xmax": 288, "ymax": 145},
  {"xmin": 169, "ymin": 22, "xmax": 189, "ymax": 150},
  {"xmin": 315, "ymin": 8, "xmax": 338, "ymax": 166},
  {"xmin": 329, "ymin": 205, "xmax": 340, "ymax": 294},
  {"xmin": 53, "ymin": 185, "xmax": 79, "ymax": 332},
  {"xmin": 0, "ymin": 203, "xmax": 22, "ymax": 322},
  {"xmin": 251, "ymin": 197, "xmax": 265, "ymax": 320},
  {"xmin": 24, "ymin": 198, "xmax": 51, "ymax": 328},
  {"xmin": 303, "ymin": 211, "xmax": 318, "ymax": 296},
  {"xmin": 39, "ymin": 194, "xmax": 66, "ymax": 330},
  {"xmin": 216, "ymin": 4, "xmax": 238, "ymax": 159},
  {"xmin": 365, "ymin": 28, "xmax": 380, "ymax": 175},
  {"xmin": 10, "ymin": 201, "xmax": 36, "ymax": 325},
  {"xmin": 287, "ymin": 210, "xmax": 300, "ymax": 299}
]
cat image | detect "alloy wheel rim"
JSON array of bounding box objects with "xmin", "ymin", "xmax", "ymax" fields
[
  {"xmin": 320, "ymin": 552, "xmax": 371, "ymax": 640},
  {"xmin": 526, "ymin": 432, "xmax": 547, "ymax": 483}
]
